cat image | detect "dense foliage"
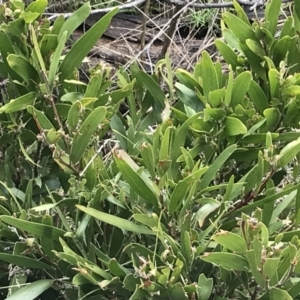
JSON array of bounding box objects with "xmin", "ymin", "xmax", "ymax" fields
[{"xmin": 1, "ymin": 0, "xmax": 300, "ymax": 299}]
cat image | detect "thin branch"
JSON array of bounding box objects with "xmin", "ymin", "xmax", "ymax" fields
[
  {"xmin": 44, "ymin": 0, "xmax": 294, "ymax": 21},
  {"xmin": 159, "ymin": 4, "xmax": 182, "ymax": 59},
  {"xmin": 164, "ymin": 0, "xmax": 292, "ymax": 10},
  {"xmin": 46, "ymin": 0, "xmax": 147, "ymax": 20}
]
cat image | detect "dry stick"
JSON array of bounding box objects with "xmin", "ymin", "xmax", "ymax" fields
[
  {"xmin": 164, "ymin": 0, "xmax": 292, "ymax": 9},
  {"xmin": 45, "ymin": 0, "xmax": 294, "ymax": 21},
  {"xmin": 140, "ymin": 0, "xmax": 151, "ymax": 64},
  {"xmin": 159, "ymin": 4, "xmax": 182, "ymax": 60}
]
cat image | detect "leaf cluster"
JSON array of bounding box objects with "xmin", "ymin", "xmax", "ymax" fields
[{"xmin": 1, "ymin": 0, "xmax": 300, "ymax": 299}]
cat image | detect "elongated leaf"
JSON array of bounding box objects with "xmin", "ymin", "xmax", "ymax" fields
[
  {"xmin": 215, "ymin": 39, "xmax": 240, "ymax": 69},
  {"xmin": 114, "ymin": 149, "xmax": 159, "ymax": 205},
  {"xmin": 246, "ymin": 249, "xmax": 265, "ymax": 287},
  {"xmin": 202, "ymin": 51, "xmax": 219, "ymax": 99},
  {"xmin": 0, "ymin": 253, "xmax": 52, "ymax": 269},
  {"xmin": 271, "ymin": 190, "xmax": 297, "ymax": 223},
  {"xmin": 231, "ymin": 71, "xmax": 252, "ymax": 107},
  {"xmin": 169, "ymin": 167, "xmax": 208, "ymax": 214},
  {"xmin": 171, "ymin": 112, "xmax": 202, "ymax": 168},
  {"xmin": 76, "ymin": 205, "xmax": 154, "ymax": 235},
  {"xmin": 236, "ymin": 182, "xmax": 300, "ymax": 215},
  {"xmin": 70, "ymin": 106, "xmax": 106, "ymax": 164},
  {"xmin": 265, "ymin": 0, "xmax": 282, "ymax": 36},
  {"xmin": 200, "ymin": 252, "xmax": 248, "ymax": 271},
  {"xmin": 0, "ymin": 92, "xmax": 37, "ymax": 114},
  {"xmin": 48, "ymin": 30, "xmax": 67, "ymax": 91},
  {"xmin": 212, "ymin": 231, "xmax": 247, "ymax": 253},
  {"xmin": 59, "ymin": 8, "xmax": 118, "ymax": 80},
  {"xmin": 246, "ymin": 39, "xmax": 266, "ymax": 58},
  {"xmin": 7, "ymin": 54, "xmax": 39, "ymax": 84},
  {"xmin": 276, "ymin": 137, "xmax": 300, "ymax": 168},
  {"xmin": 223, "ymin": 12, "xmax": 258, "ymax": 42},
  {"xmin": 0, "ymin": 216, "xmax": 66, "ymax": 240},
  {"xmin": 67, "ymin": 101, "xmax": 81, "ymax": 131},
  {"xmin": 58, "ymin": 2, "xmax": 90, "ymax": 40},
  {"xmin": 199, "ymin": 144, "xmax": 237, "ymax": 190},
  {"xmin": 248, "ymin": 80, "xmax": 268, "ymax": 113},
  {"xmin": 175, "ymin": 82, "xmax": 204, "ymax": 112},
  {"xmin": 138, "ymin": 72, "xmax": 165, "ymax": 108},
  {"xmin": 6, "ymin": 279, "xmax": 54, "ymax": 300}
]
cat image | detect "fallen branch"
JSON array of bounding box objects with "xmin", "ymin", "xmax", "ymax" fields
[{"xmin": 44, "ymin": 0, "xmax": 294, "ymax": 21}]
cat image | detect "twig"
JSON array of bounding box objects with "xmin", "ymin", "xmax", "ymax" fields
[
  {"xmin": 159, "ymin": 3, "xmax": 182, "ymax": 59},
  {"xmin": 140, "ymin": 0, "xmax": 150, "ymax": 64},
  {"xmin": 164, "ymin": 0, "xmax": 292, "ymax": 10},
  {"xmin": 44, "ymin": 0, "xmax": 293, "ymax": 21},
  {"xmin": 46, "ymin": 0, "xmax": 148, "ymax": 20}
]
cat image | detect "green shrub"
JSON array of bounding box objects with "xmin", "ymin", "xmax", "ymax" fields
[{"xmin": 1, "ymin": 0, "xmax": 300, "ymax": 299}]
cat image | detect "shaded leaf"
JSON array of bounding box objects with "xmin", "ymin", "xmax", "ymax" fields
[
  {"xmin": 76, "ymin": 205, "xmax": 154, "ymax": 235},
  {"xmin": 6, "ymin": 279, "xmax": 54, "ymax": 300}
]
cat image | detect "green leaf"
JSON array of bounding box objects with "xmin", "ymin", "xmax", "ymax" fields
[
  {"xmin": 283, "ymin": 85, "xmax": 300, "ymax": 97},
  {"xmin": 76, "ymin": 205, "xmax": 154, "ymax": 235},
  {"xmin": 248, "ymin": 80, "xmax": 268, "ymax": 113},
  {"xmin": 271, "ymin": 190, "xmax": 297, "ymax": 223},
  {"xmin": 171, "ymin": 112, "xmax": 202, "ymax": 165},
  {"xmin": 58, "ymin": 2, "xmax": 90, "ymax": 40},
  {"xmin": 140, "ymin": 143, "xmax": 155, "ymax": 178},
  {"xmin": 215, "ymin": 39, "xmax": 240, "ymax": 70},
  {"xmin": 223, "ymin": 12, "xmax": 258, "ymax": 42},
  {"xmin": 59, "ymin": 8, "xmax": 118, "ymax": 80},
  {"xmin": 246, "ymin": 249, "xmax": 265, "ymax": 287},
  {"xmin": 0, "ymin": 92, "xmax": 37, "ymax": 114},
  {"xmin": 272, "ymin": 36, "xmax": 292, "ymax": 67},
  {"xmin": 265, "ymin": 0, "xmax": 282, "ymax": 37},
  {"xmin": 224, "ymin": 117, "xmax": 247, "ymax": 136},
  {"xmin": 176, "ymin": 68, "xmax": 203, "ymax": 92},
  {"xmin": 263, "ymin": 258, "xmax": 280, "ymax": 280},
  {"xmin": 195, "ymin": 200, "xmax": 220, "ymax": 227},
  {"xmin": 276, "ymin": 137, "xmax": 300, "ymax": 168},
  {"xmin": 246, "ymin": 39, "xmax": 266, "ymax": 58},
  {"xmin": 236, "ymin": 182, "xmax": 300, "ymax": 215},
  {"xmin": 67, "ymin": 101, "xmax": 81, "ymax": 131},
  {"xmin": 108, "ymin": 258, "xmax": 130, "ymax": 277},
  {"xmin": 70, "ymin": 106, "xmax": 107, "ymax": 164},
  {"xmin": 138, "ymin": 72, "xmax": 165, "ymax": 109},
  {"xmin": 22, "ymin": 13, "xmax": 40, "ymax": 23},
  {"xmin": 5, "ymin": 279, "xmax": 54, "ymax": 300},
  {"xmin": 169, "ymin": 283, "xmax": 188, "ymax": 300},
  {"xmin": 197, "ymin": 274, "xmax": 213, "ymax": 300},
  {"xmin": 175, "ymin": 82, "xmax": 204, "ymax": 112},
  {"xmin": 7, "ymin": 54, "xmax": 39, "ymax": 84},
  {"xmin": 114, "ymin": 149, "xmax": 159, "ymax": 206},
  {"xmin": 199, "ymin": 144, "xmax": 237, "ymax": 190},
  {"xmin": 25, "ymin": 0, "xmax": 47, "ymax": 14},
  {"xmin": 169, "ymin": 167, "xmax": 208, "ymax": 214},
  {"xmin": 240, "ymin": 42, "xmax": 266, "ymax": 80},
  {"xmin": 231, "ymin": 71, "xmax": 252, "ymax": 107},
  {"xmin": 260, "ymin": 287, "xmax": 292, "ymax": 300},
  {"xmin": 225, "ymin": 66, "xmax": 234, "ymax": 106},
  {"xmin": 200, "ymin": 252, "xmax": 248, "ymax": 271},
  {"xmin": 0, "ymin": 216, "xmax": 66, "ymax": 240},
  {"xmin": 0, "ymin": 253, "xmax": 52, "ymax": 269},
  {"xmin": 212, "ymin": 231, "xmax": 247, "ymax": 253},
  {"xmin": 269, "ymin": 69, "xmax": 280, "ymax": 98},
  {"xmin": 48, "ymin": 30, "xmax": 67, "ymax": 91},
  {"xmin": 202, "ymin": 51, "xmax": 219, "ymax": 99}
]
